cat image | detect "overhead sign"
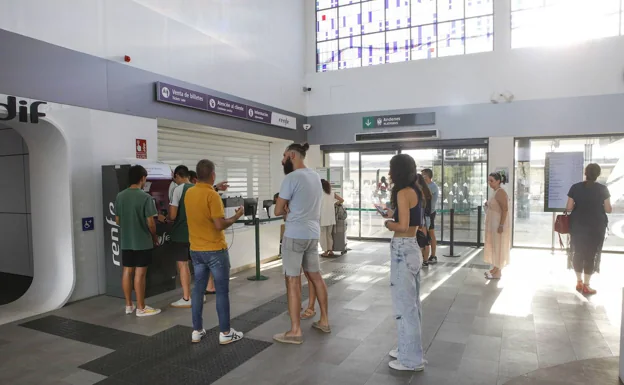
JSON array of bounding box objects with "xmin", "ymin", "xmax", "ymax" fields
[
  {"xmin": 155, "ymin": 82, "xmax": 297, "ymax": 130},
  {"xmin": 136, "ymin": 139, "xmax": 147, "ymax": 159},
  {"xmin": 0, "ymin": 96, "xmax": 47, "ymax": 124},
  {"xmin": 362, "ymin": 113, "xmax": 435, "ymax": 129},
  {"xmin": 544, "ymin": 152, "xmax": 584, "ymax": 212}
]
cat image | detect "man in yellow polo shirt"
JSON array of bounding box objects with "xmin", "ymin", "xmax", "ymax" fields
[{"xmin": 185, "ymin": 159, "xmax": 244, "ymax": 344}]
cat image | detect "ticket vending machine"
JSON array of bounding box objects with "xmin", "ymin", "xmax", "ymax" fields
[{"xmin": 102, "ymin": 161, "xmax": 178, "ymax": 299}]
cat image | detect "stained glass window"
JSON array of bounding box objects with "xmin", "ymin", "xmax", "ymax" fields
[
  {"xmin": 317, "ymin": 40, "xmax": 339, "ymax": 72},
  {"xmin": 511, "ymin": 0, "xmax": 623, "ymax": 48},
  {"xmin": 465, "ymin": 0, "xmax": 493, "ymax": 18},
  {"xmin": 339, "ymin": 4, "xmax": 362, "ymax": 37},
  {"xmin": 386, "ymin": 29, "xmax": 411, "ymax": 63},
  {"xmin": 362, "ymin": 32, "xmax": 386, "ymax": 66},
  {"xmin": 339, "ymin": 36, "xmax": 363, "ymax": 69},
  {"xmin": 317, "ymin": 8, "xmax": 339, "ymax": 42},
  {"xmin": 438, "ymin": 0, "xmax": 464, "ymax": 23},
  {"xmin": 412, "ymin": 0, "xmax": 437, "ymax": 25},
  {"xmin": 362, "ymin": 0, "xmax": 385, "ymax": 34},
  {"xmin": 317, "ymin": 0, "xmax": 338, "ymax": 10},
  {"xmin": 316, "ymin": 0, "xmax": 494, "ymax": 72},
  {"xmin": 437, "ymin": 20, "xmax": 465, "ymax": 57},
  {"xmin": 465, "ymin": 15, "xmax": 493, "ymax": 53},
  {"xmin": 411, "ymin": 24, "xmax": 437, "ymax": 60},
  {"xmin": 386, "ymin": 0, "xmax": 411, "ymax": 31}
]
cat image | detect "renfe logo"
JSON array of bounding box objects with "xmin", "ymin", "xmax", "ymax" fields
[
  {"xmin": 105, "ymin": 202, "xmax": 121, "ymax": 266},
  {"xmin": 0, "ymin": 96, "xmax": 47, "ymax": 123}
]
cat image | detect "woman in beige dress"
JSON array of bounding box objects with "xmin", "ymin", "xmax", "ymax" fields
[{"xmin": 484, "ymin": 172, "xmax": 511, "ymax": 279}]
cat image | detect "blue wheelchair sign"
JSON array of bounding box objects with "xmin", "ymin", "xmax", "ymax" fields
[{"xmin": 82, "ymin": 217, "xmax": 94, "ymax": 232}]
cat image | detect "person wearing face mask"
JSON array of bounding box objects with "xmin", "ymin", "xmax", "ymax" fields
[{"xmin": 273, "ymin": 143, "xmax": 331, "ymax": 345}]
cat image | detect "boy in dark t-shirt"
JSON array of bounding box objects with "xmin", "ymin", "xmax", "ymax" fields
[{"xmin": 114, "ymin": 165, "xmax": 161, "ymax": 317}]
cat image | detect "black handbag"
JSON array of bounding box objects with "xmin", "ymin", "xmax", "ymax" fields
[{"xmin": 417, "ymin": 229, "xmax": 429, "ymax": 248}]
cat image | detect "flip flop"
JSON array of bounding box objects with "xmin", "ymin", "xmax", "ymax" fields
[
  {"xmin": 312, "ymin": 321, "xmax": 331, "ymax": 334},
  {"xmin": 205, "ymin": 290, "xmax": 216, "ymax": 295},
  {"xmin": 301, "ymin": 309, "xmax": 316, "ymax": 320},
  {"xmin": 273, "ymin": 332, "xmax": 303, "ymax": 345}
]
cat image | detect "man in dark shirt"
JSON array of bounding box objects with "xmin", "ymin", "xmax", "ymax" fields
[{"xmin": 115, "ymin": 165, "xmax": 161, "ymax": 317}]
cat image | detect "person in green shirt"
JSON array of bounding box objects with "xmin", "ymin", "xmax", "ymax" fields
[{"xmin": 114, "ymin": 165, "xmax": 161, "ymax": 317}]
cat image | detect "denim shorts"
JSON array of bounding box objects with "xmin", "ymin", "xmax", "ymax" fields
[{"xmin": 281, "ymin": 237, "xmax": 321, "ymax": 277}]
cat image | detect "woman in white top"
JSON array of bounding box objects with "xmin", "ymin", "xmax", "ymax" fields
[{"xmin": 320, "ymin": 179, "xmax": 344, "ymax": 257}]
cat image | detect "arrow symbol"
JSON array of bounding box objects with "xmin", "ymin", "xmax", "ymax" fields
[{"xmin": 365, "ymin": 119, "xmax": 372, "ymax": 127}]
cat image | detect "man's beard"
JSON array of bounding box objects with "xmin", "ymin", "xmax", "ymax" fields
[{"xmin": 283, "ymin": 158, "xmax": 294, "ymax": 175}]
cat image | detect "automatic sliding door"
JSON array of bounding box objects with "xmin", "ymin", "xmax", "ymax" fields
[
  {"xmin": 360, "ymin": 152, "xmax": 396, "ymax": 239},
  {"xmin": 328, "ymin": 152, "xmax": 360, "ymax": 238},
  {"xmin": 441, "ymin": 148, "xmax": 487, "ymax": 243}
]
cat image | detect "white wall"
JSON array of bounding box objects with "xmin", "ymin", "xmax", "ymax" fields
[
  {"xmin": 0, "ymin": 0, "xmax": 306, "ymax": 115},
  {"xmin": 0, "ymin": 93, "xmax": 158, "ymax": 325},
  {"xmin": 304, "ymin": 0, "xmax": 624, "ymax": 116},
  {"xmin": 0, "ymin": 128, "xmax": 32, "ymax": 277}
]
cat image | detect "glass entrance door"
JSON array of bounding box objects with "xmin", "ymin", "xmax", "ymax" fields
[
  {"xmin": 360, "ymin": 152, "xmax": 397, "ymax": 238},
  {"xmin": 324, "ymin": 144, "xmax": 487, "ymax": 243}
]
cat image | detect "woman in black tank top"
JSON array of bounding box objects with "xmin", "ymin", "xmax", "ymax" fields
[{"xmin": 383, "ymin": 154, "xmax": 426, "ymax": 372}]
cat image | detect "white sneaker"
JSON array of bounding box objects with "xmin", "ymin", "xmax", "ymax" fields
[
  {"xmin": 125, "ymin": 304, "xmax": 136, "ymax": 315},
  {"xmin": 389, "ymin": 359, "xmax": 425, "ymax": 372},
  {"xmin": 136, "ymin": 306, "xmax": 161, "ymax": 317},
  {"xmin": 192, "ymin": 329, "xmax": 206, "ymax": 343},
  {"xmin": 170, "ymin": 298, "xmax": 191, "ymax": 308},
  {"xmin": 389, "ymin": 349, "xmax": 398, "ymax": 359},
  {"xmin": 219, "ymin": 328, "xmax": 244, "ymax": 345}
]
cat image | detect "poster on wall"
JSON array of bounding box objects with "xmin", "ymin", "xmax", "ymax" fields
[
  {"xmin": 544, "ymin": 152, "xmax": 584, "ymax": 212},
  {"xmin": 136, "ymin": 139, "xmax": 147, "ymax": 159}
]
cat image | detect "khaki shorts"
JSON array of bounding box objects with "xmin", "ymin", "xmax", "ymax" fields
[{"xmin": 281, "ymin": 237, "xmax": 320, "ymax": 277}]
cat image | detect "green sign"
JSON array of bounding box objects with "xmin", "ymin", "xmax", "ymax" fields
[
  {"xmin": 362, "ymin": 113, "xmax": 435, "ymax": 129},
  {"xmin": 362, "ymin": 116, "xmax": 375, "ymax": 129}
]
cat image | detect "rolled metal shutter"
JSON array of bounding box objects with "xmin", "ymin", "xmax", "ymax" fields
[{"xmin": 158, "ymin": 126, "xmax": 272, "ymax": 200}]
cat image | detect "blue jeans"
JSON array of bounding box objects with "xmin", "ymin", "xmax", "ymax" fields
[
  {"xmin": 390, "ymin": 237, "xmax": 425, "ymax": 368},
  {"xmin": 190, "ymin": 250, "xmax": 231, "ymax": 333}
]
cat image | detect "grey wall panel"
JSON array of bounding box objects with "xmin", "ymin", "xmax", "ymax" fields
[
  {"xmin": 0, "ymin": 29, "xmax": 110, "ymax": 111},
  {"xmin": 0, "ymin": 29, "xmax": 306, "ymax": 142},
  {"xmin": 308, "ymin": 93, "xmax": 624, "ymax": 145}
]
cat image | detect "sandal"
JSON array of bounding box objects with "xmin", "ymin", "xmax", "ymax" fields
[
  {"xmin": 485, "ymin": 272, "xmax": 501, "ymax": 280},
  {"xmin": 273, "ymin": 332, "xmax": 303, "ymax": 345},
  {"xmin": 301, "ymin": 308, "xmax": 316, "ymax": 320},
  {"xmin": 312, "ymin": 321, "xmax": 331, "ymax": 334}
]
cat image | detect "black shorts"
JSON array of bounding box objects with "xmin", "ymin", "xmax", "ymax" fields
[
  {"xmin": 429, "ymin": 212, "xmax": 436, "ymax": 230},
  {"xmin": 169, "ymin": 241, "xmax": 191, "ymax": 262},
  {"xmin": 122, "ymin": 249, "xmax": 153, "ymax": 267}
]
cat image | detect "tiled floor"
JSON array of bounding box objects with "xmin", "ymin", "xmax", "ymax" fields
[{"xmin": 0, "ymin": 242, "xmax": 621, "ymax": 385}]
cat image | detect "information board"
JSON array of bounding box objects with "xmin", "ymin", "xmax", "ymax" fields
[{"xmin": 544, "ymin": 152, "xmax": 584, "ymax": 212}]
